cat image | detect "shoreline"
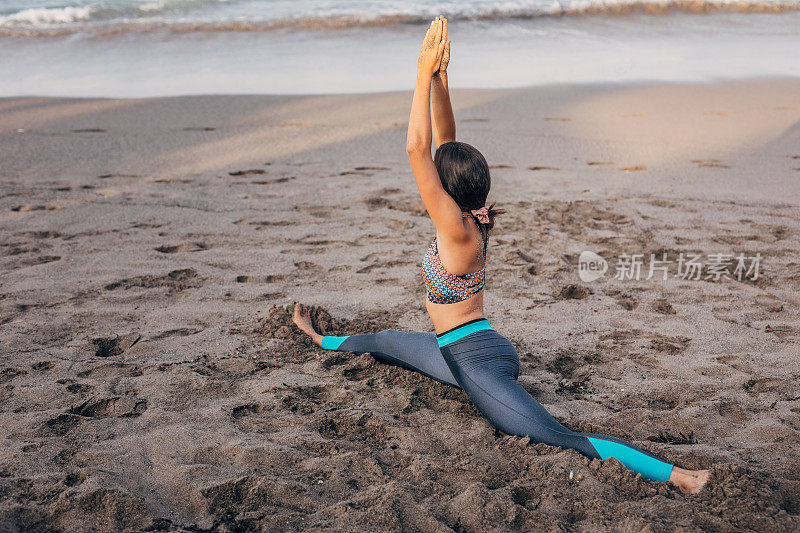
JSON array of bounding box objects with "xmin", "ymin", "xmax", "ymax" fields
[{"xmin": 4, "ymin": 73, "xmax": 800, "ymax": 98}]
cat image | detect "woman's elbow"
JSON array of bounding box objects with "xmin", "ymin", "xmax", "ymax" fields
[{"xmin": 405, "ymin": 140, "xmax": 429, "ymax": 156}]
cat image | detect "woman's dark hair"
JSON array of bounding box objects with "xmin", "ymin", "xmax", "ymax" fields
[{"xmin": 434, "ymin": 141, "xmax": 503, "ymax": 238}]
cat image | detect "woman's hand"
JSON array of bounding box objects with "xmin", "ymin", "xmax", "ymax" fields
[
  {"xmin": 417, "ymin": 17, "xmax": 448, "ymax": 79},
  {"xmin": 435, "ymin": 16, "xmax": 450, "ymax": 76}
]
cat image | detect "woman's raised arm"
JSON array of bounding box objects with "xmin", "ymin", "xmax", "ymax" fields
[{"xmin": 406, "ymin": 18, "xmax": 465, "ymax": 240}]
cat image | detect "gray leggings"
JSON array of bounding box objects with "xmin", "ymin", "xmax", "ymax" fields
[{"xmin": 320, "ymin": 322, "xmax": 674, "ymax": 482}]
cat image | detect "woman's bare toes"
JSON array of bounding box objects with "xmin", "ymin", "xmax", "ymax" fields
[
  {"xmin": 672, "ymin": 468, "xmax": 711, "ymax": 495},
  {"xmin": 291, "ymin": 302, "xmax": 323, "ymax": 346},
  {"xmin": 692, "ymin": 469, "xmax": 711, "ymax": 493},
  {"xmin": 292, "ymin": 303, "xmax": 309, "ymax": 328}
]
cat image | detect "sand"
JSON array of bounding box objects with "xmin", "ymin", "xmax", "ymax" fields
[{"xmin": 0, "ymin": 79, "xmax": 799, "ymax": 531}]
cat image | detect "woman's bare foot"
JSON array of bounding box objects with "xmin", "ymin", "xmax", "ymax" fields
[
  {"xmin": 669, "ymin": 466, "xmax": 711, "ymax": 495},
  {"xmin": 292, "ymin": 303, "xmax": 323, "ymax": 347}
]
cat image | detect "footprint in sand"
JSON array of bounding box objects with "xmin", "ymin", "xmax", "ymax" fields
[
  {"xmin": 317, "ymin": 410, "xmax": 389, "ymax": 446},
  {"xmin": 615, "ymin": 295, "xmax": 638, "ymax": 311},
  {"xmin": 691, "ymin": 159, "xmax": 730, "ymax": 168},
  {"xmin": 261, "ymin": 292, "xmax": 286, "ymax": 301},
  {"xmin": 528, "ymin": 166, "xmax": 559, "ymax": 171},
  {"xmin": 490, "ymin": 164, "xmax": 513, "ymax": 169},
  {"xmin": 31, "ymin": 361, "xmax": 54, "ymax": 371},
  {"xmin": 555, "ymin": 284, "xmax": 591, "ymax": 300},
  {"xmin": 587, "ymin": 161, "xmax": 616, "ymax": 166},
  {"xmin": 764, "ymin": 324, "xmax": 798, "ymax": 340},
  {"xmin": 754, "ymin": 293, "xmax": 783, "ymax": 312},
  {"xmin": 356, "ymin": 259, "xmax": 412, "ymax": 274},
  {"xmin": 651, "ymin": 298, "xmax": 676, "ymax": 315},
  {"xmin": 500, "ymin": 250, "xmax": 536, "ymax": 272},
  {"xmin": 155, "ymin": 242, "xmax": 209, "ymax": 254},
  {"xmin": 11, "ymin": 205, "xmax": 60, "ymax": 212},
  {"xmin": 72, "ymin": 128, "xmax": 106, "ymax": 133},
  {"xmin": 619, "ymin": 165, "xmax": 647, "ymax": 172},
  {"xmin": 182, "ymin": 126, "xmax": 216, "ymax": 131},
  {"xmin": 231, "ymin": 403, "xmax": 264, "ymax": 419},
  {"xmin": 131, "ymin": 222, "xmax": 163, "ymax": 229},
  {"xmin": 742, "ymin": 376, "xmax": 789, "ymax": 394},
  {"xmin": 104, "ymin": 268, "xmax": 204, "ymax": 293},
  {"xmin": 649, "ymin": 335, "xmax": 690, "ymax": 354},
  {"xmin": 340, "ymin": 167, "xmax": 389, "ymax": 176},
  {"xmin": 363, "ymin": 194, "xmax": 426, "ymax": 216},
  {"xmin": 91, "ymin": 333, "xmax": 141, "ymax": 357},
  {"xmin": 304, "ymin": 205, "xmax": 340, "ymax": 218},
  {"xmin": 66, "ymin": 383, "xmax": 93, "ymax": 394},
  {"xmin": 769, "ymin": 226, "xmax": 789, "ymax": 240},
  {"xmin": 278, "ymin": 385, "xmax": 330, "ymax": 415},
  {"xmin": 1, "ymin": 367, "xmax": 27, "ymax": 383},
  {"xmin": 251, "ymin": 177, "xmax": 294, "ymax": 184},
  {"xmin": 241, "ymin": 219, "xmax": 291, "ymax": 229},
  {"xmin": 98, "ymin": 173, "xmax": 140, "ymax": 179},
  {"xmin": 69, "ymin": 396, "xmax": 147, "ymax": 418},
  {"xmin": 319, "ymin": 350, "xmax": 350, "ymax": 370},
  {"xmin": 63, "ymin": 472, "xmax": 86, "ymax": 487},
  {"xmin": 16, "ymin": 255, "xmax": 61, "ymax": 267},
  {"xmin": 154, "ymin": 178, "xmax": 195, "ymax": 183},
  {"xmin": 342, "ymin": 364, "xmax": 372, "ymax": 382},
  {"xmin": 228, "ymin": 169, "xmax": 266, "ymax": 176},
  {"xmin": 646, "ymin": 431, "xmax": 696, "ymax": 444},
  {"xmin": 151, "ymin": 327, "xmax": 202, "ymax": 339},
  {"xmin": 294, "ymin": 261, "xmax": 321, "ymax": 271},
  {"xmin": 42, "ymin": 414, "xmax": 82, "ymax": 436}
]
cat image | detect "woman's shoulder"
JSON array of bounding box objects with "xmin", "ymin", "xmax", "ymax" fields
[{"xmin": 435, "ymin": 221, "xmax": 485, "ymax": 271}]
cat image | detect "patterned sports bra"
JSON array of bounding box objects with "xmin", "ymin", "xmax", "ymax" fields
[{"xmin": 422, "ymin": 214, "xmax": 488, "ymax": 304}]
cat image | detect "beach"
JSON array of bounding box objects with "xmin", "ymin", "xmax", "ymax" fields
[{"xmin": 1, "ymin": 78, "xmax": 799, "ymax": 530}]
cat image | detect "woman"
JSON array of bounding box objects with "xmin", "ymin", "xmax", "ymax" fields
[{"xmin": 293, "ymin": 16, "xmax": 710, "ymax": 495}]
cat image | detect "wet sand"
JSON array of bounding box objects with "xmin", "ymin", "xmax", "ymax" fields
[{"xmin": 1, "ymin": 79, "xmax": 799, "ymax": 531}]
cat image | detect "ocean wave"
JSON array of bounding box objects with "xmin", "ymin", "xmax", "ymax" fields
[
  {"xmin": 0, "ymin": 0, "xmax": 233, "ymax": 28},
  {"xmin": 1, "ymin": 0, "xmax": 799, "ymax": 38},
  {"xmin": 0, "ymin": 6, "xmax": 95, "ymax": 26}
]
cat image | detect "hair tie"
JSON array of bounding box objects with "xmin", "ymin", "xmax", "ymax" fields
[{"xmin": 471, "ymin": 206, "xmax": 490, "ymax": 224}]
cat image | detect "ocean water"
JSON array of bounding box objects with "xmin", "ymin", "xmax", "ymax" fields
[
  {"xmin": 2, "ymin": 0, "xmax": 800, "ymax": 33},
  {"xmin": 1, "ymin": 0, "xmax": 799, "ymax": 96}
]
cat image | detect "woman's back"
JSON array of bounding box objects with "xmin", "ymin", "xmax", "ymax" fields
[{"xmin": 424, "ymin": 214, "xmax": 488, "ymax": 334}]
